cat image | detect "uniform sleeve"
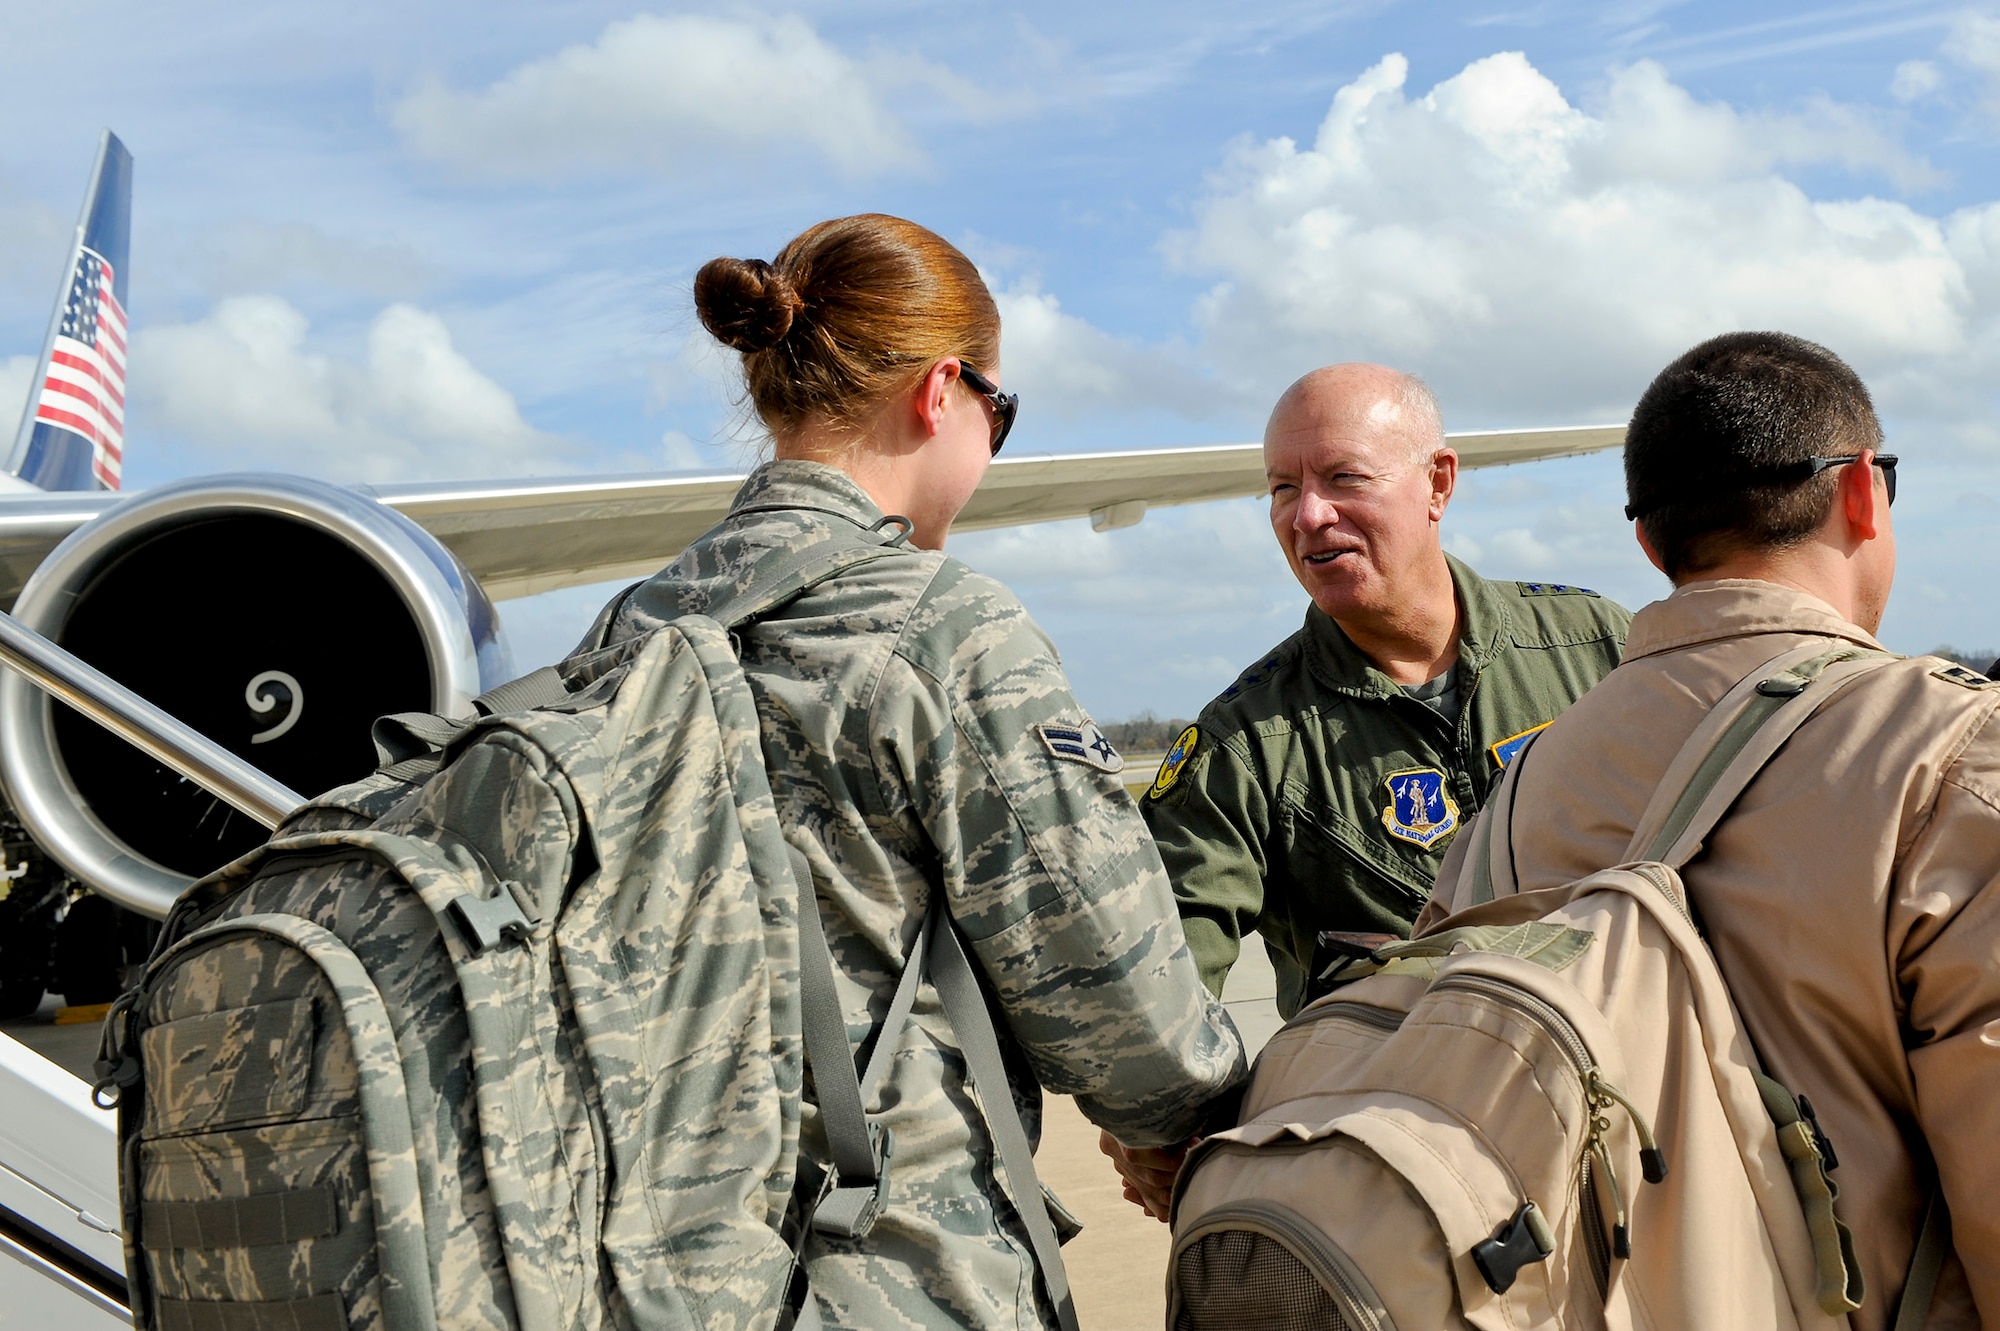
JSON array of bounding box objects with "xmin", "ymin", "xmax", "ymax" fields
[
  {"xmin": 1141, "ymin": 734, "xmax": 1274, "ymax": 999},
  {"xmin": 1891, "ymin": 735, "xmax": 2000, "ymax": 1322},
  {"xmin": 875, "ymin": 562, "xmax": 1246, "ymax": 1147}
]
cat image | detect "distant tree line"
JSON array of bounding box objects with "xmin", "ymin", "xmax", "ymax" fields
[
  {"xmin": 1102, "ymin": 713, "xmax": 1199, "ymax": 754},
  {"xmin": 1932, "ymin": 647, "xmax": 2000, "ymax": 676}
]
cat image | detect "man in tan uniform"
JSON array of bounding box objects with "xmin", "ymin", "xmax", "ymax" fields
[{"xmin": 1423, "ymin": 331, "xmax": 1994, "ymax": 1326}]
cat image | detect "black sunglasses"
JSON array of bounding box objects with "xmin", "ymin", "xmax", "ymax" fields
[
  {"xmin": 1625, "ymin": 453, "xmax": 1897, "ymax": 520},
  {"xmin": 957, "ymin": 363, "xmax": 1019, "ymax": 456},
  {"xmin": 1797, "ymin": 453, "xmax": 1897, "ymax": 505}
]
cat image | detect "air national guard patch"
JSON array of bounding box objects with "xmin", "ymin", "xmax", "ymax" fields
[
  {"xmin": 1381, "ymin": 767, "xmax": 1460, "ymax": 849},
  {"xmin": 1038, "ymin": 720, "xmax": 1124, "ymax": 774},
  {"xmin": 1489, "ymin": 721, "xmax": 1551, "ymax": 770},
  {"xmin": 1148, "ymin": 724, "xmax": 1200, "ymax": 800}
]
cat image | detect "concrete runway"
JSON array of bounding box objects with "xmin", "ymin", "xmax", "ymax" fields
[
  {"xmin": 1, "ymin": 936, "xmax": 1282, "ymax": 1331},
  {"xmin": 1039, "ymin": 934, "xmax": 1278, "ymax": 1331}
]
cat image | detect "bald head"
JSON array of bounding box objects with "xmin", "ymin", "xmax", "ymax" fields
[
  {"xmin": 1261, "ymin": 363, "xmax": 1460, "ymax": 652},
  {"xmin": 1265, "ymin": 365, "xmax": 1446, "ymax": 467}
]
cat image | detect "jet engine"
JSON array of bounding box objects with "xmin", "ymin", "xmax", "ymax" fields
[{"xmin": 0, "ymin": 475, "xmax": 512, "ymax": 918}]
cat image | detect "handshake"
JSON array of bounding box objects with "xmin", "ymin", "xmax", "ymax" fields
[{"xmin": 1098, "ymin": 1130, "xmax": 1197, "ymax": 1224}]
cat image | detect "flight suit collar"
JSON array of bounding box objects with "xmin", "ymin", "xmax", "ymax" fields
[
  {"xmin": 1301, "ymin": 553, "xmax": 1510, "ymax": 700},
  {"xmin": 727, "ymin": 459, "xmax": 887, "ymax": 530},
  {"xmin": 1623, "ymin": 579, "xmax": 1884, "ymax": 661}
]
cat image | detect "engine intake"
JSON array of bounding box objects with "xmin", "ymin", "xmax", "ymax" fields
[{"xmin": 0, "ymin": 475, "xmax": 509, "ymax": 916}]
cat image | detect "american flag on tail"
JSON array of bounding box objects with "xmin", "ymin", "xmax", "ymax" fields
[
  {"xmin": 9, "ymin": 129, "xmax": 131, "ymax": 493},
  {"xmin": 32, "ymin": 247, "xmax": 126, "ymax": 488}
]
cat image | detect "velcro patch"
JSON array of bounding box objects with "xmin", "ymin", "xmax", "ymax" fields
[
  {"xmin": 1490, "ymin": 722, "xmax": 1551, "ymax": 769},
  {"xmin": 1931, "ymin": 663, "xmax": 1998, "ymax": 689},
  {"xmin": 1037, "ymin": 721, "xmax": 1124, "ymax": 774},
  {"xmin": 1149, "ymin": 724, "xmax": 1200, "ymax": 800},
  {"xmin": 1515, "ymin": 582, "xmax": 1599, "ymax": 597}
]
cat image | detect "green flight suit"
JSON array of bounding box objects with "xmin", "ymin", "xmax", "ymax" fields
[{"xmin": 1142, "ymin": 555, "xmax": 1631, "ymax": 1018}]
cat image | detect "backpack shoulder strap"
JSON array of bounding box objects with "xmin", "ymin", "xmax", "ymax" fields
[
  {"xmin": 1459, "ymin": 642, "xmax": 1896, "ymax": 907},
  {"xmin": 1625, "ymin": 643, "xmax": 1896, "ymax": 867},
  {"xmin": 787, "ymin": 845, "xmax": 1081, "ymax": 1331}
]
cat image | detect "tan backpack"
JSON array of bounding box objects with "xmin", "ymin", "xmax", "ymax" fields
[{"xmin": 1167, "ymin": 645, "xmax": 1951, "ymax": 1331}]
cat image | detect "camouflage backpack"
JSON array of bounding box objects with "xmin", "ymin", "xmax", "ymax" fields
[{"xmin": 93, "ymin": 527, "xmax": 1081, "ymax": 1331}]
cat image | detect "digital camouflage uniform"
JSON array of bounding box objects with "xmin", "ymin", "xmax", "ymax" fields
[
  {"xmin": 1143, "ymin": 556, "xmax": 1629, "ymax": 1019},
  {"xmin": 606, "ymin": 461, "xmax": 1246, "ymax": 1331}
]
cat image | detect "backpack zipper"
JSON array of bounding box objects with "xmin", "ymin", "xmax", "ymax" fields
[
  {"xmin": 1427, "ymin": 973, "xmax": 1666, "ymax": 1263},
  {"xmin": 1629, "ymin": 862, "xmax": 1696, "ymax": 929},
  {"xmin": 1281, "ymin": 998, "xmax": 1409, "ymax": 1037}
]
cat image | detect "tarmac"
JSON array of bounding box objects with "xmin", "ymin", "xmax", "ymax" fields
[{"xmin": 0, "ymin": 928, "xmax": 1283, "ymax": 1331}]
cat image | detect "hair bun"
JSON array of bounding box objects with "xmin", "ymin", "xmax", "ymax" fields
[{"xmin": 695, "ymin": 256, "xmax": 804, "ymax": 353}]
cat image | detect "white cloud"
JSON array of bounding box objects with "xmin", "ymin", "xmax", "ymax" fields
[
  {"xmin": 132, "ymin": 295, "xmax": 574, "ymax": 481},
  {"xmin": 1163, "ymin": 52, "xmax": 1978, "ymax": 426},
  {"xmin": 1891, "ymin": 58, "xmax": 1943, "ymax": 103},
  {"xmin": 393, "ymin": 13, "xmax": 925, "ymax": 179},
  {"xmin": 0, "ymin": 354, "xmax": 33, "ymax": 441},
  {"xmin": 994, "ymin": 280, "xmax": 1233, "ymax": 420},
  {"xmin": 176, "ymin": 221, "xmax": 430, "ymax": 300},
  {"xmin": 1947, "ymin": 11, "xmax": 2000, "ymax": 76}
]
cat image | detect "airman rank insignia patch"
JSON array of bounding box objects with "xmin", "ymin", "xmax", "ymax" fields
[
  {"xmin": 1038, "ymin": 721, "xmax": 1124, "ymax": 773},
  {"xmin": 1516, "ymin": 582, "xmax": 1599, "ymax": 597},
  {"xmin": 1381, "ymin": 767, "xmax": 1459, "ymax": 849},
  {"xmin": 1148, "ymin": 724, "xmax": 1200, "ymax": 800},
  {"xmin": 1489, "ymin": 721, "xmax": 1551, "ymax": 769},
  {"xmin": 1931, "ymin": 663, "xmax": 1998, "ymax": 689}
]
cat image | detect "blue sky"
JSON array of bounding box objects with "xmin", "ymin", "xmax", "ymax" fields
[{"xmin": 4, "ymin": 1, "xmax": 2000, "ymax": 722}]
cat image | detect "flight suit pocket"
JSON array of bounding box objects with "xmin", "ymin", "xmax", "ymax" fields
[{"xmin": 1280, "ymin": 796, "xmax": 1433, "ymax": 1008}]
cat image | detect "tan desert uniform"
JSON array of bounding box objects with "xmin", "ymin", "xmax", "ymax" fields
[{"xmin": 1425, "ymin": 580, "xmax": 2000, "ymax": 1329}]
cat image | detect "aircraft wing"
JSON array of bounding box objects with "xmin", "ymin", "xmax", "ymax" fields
[
  {"xmin": 377, "ymin": 423, "xmax": 1625, "ymax": 600},
  {"xmin": 0, "ymin": 425, "xmax": 1623, "ymax": 605}
]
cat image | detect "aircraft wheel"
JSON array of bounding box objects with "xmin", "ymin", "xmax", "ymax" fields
[{"xmin": 54, "ymin": 892, "xmax": 123, "ymax": 1007}]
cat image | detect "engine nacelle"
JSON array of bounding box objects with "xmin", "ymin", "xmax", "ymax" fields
[{"xmin": 0, "ymin": 475, "xmax": 511, "ymax": 917}]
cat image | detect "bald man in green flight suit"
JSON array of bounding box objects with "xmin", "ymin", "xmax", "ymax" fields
[{"xmin": 1104, "ymin": 363, "xmax": 1631, "ymax": 1218}]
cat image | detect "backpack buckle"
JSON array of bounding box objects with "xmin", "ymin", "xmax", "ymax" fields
[
  {"xmin": 447, "ymin": 883, "xmax": 537, "ymax": 953},
  {"xmin": 810, "ymin": 1125, "xmax": 895, "ymax": 1240},
  {"xmin": 1471, "ymin": 1200, "xmax": 1556, "ymax": 1293}
]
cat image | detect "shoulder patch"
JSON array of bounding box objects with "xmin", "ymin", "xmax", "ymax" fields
[
  {"xmin": 1515, "ymin": 582, "xmax": 1599, "ymax": 597},
  {"xmin": 1147, "ymin": 724, "xmax": 1200, "ymax": 800},
  {"xmin": 1931, "ymin": 663, "xmax": 1999, "ymax": 690},
  {"xmin": 1038, "ymin": 721, "xmax": 1124, "ymax": 773},
  {"xmin": 1489, "ymin": 721, "xmax": 1551, "ymax": 770}
]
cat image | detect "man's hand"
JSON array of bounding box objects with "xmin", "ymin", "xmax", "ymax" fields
[{"xmin": 1099, "ymin": 1130, "xmax": 1193, "ymax": 1223}]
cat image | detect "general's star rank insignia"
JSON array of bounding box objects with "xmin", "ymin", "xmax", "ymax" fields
[
  {"xmin": 1148, "ymin": 724, "xmax": 1200, "ymax": 800},
  {"xmin": 1381, "ymin": 767, "xmax": 1460, "ymax": 849},
  {"xmin": 1038, "ymin": 720, "xmax": 1124, "ymax": 774}
]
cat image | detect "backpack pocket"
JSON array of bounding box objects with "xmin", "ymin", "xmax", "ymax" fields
[
  {"xmin": 1171, "ymin": 1195, "xmax": 1403, "ymax": 1331},
  {"xmin": 123, "ymin": 914, "xmax": 437, "ymax": 1331}
]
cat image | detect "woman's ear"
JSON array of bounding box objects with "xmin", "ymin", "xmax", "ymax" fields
[{"xmin": 912, "ymin": 358, "xmax": 961, "ymax": 439}]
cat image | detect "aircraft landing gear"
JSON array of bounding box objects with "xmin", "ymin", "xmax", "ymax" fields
[
  {"xmin": 0, "ymin": 821, "xmax": 67, "ymax": 1019},
  {"xmin": 53, "ymin": 892, "xmax": 127, "ymax": 1008}
]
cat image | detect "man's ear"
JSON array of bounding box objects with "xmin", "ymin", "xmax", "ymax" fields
[
  {"xmin": 912, "ymin": 359, "xmax": 959, "ymax": 439},
  {"xmin": 1634, "ymin": 520, "xmax": 1668, "ymax": 576},
  {"xmin": 1837, "ymin": 448, "xmax": 1883, "ymax": 544},
  {"xmin": 1428, "ymin": 448, "xmax": 1459, "ymax": 521}
]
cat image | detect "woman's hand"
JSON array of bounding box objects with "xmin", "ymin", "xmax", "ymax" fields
[{"xmin": 1099, "ymin": 1130, "xmax": 1193, "ymax": 1223}]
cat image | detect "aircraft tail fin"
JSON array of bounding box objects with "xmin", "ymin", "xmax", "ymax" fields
[{"xmin": 7, "ymin": 131, "xmax": 131, "ymax": 492}]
